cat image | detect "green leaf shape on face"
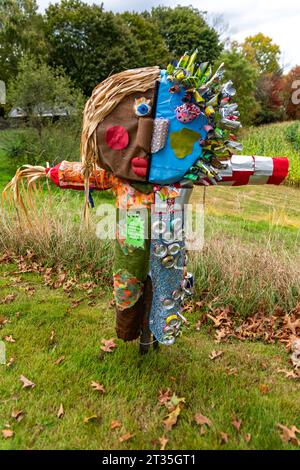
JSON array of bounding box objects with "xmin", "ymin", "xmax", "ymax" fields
[{"xmin": 170, "ymin": 128, "xmax": 201, "ymax": 159}]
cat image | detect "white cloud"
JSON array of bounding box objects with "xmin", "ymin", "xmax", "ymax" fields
[{"xmin": 37, "ymin": 0, "xmax": 300, "ymax": 69}]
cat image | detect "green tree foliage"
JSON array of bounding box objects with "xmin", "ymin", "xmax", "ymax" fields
[
  {"xmin": 120, "ymin": 11, "xmax": 170, "ymax": 68},
  {"xmin": 151, "ymin": 5, "xmax": 222, "ymax": 63},
  {"xmin": 45, "ymin": 0, "xmax": 143, "ymax": 95},
  {"xmin": 218, "ymin": 47, "xmax": 259, "ymax": 126},
  {"xmin": 0, "ymin": 0, "xmax": 47, "ymax": 84},
  {"xmin": 242, "ymin": 33, "xmax": 281, "ymax": 74},
  {"xmin": 8, "ymin": 56, "xmax": 84, "ymax": 137}
]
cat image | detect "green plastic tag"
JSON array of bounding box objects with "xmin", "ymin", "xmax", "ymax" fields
[{"xmin": 125, "ymin": 213, "xmax": 145, "ymax": 249}]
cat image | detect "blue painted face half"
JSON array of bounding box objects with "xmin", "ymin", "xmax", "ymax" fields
[{"xmin": 149, "ymin": 70, "xmax": 207, "ymax": 185}]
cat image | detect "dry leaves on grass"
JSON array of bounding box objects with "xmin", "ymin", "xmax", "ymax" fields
[
  {"xmin": 91, "ymin": 381, "xmax": 105, "ymax": 394},
  {"xmin": 54, "ymin": 356, "xmax": 65, "ymax": 365},
  {"xmin": 100, "ymin": 338, "xmax": 117, "ymax": 353},
  {"xmin": 6, "ymin": 357, "xmax": 15, "ymax": 368},
  {"xmin": 160, "ymin": 393, "xmax": 186, "ymax": 432},
  {"xmin": 232, "ymin": 416, "xmax": 242, "ymax": 432},
  {"xmin": 19, "ymin": 375, "xmax": 35, "ymax": 389},
  {"xmin": 4, "ymin": 335, "xmax": 16, "ymax": 343},
  {"xmin": 220, "ymin": 432, "xmax": 229, "ymax": 444},
  {"xmin": 157, "ymin": 389, "xmax": 172, "ymax": 405},
  {"xmin": 194, "ymin": 413, "xmax": 212, "ymax": 435},
  {"xmin": 119, "ymin": 432, "xmax": 135, "ymax": 443},
  {"xmin": 277, "ymin": 423, "xmax": 300, "ymax": 446},
  {"xmin": 57, "ymin": 404, "xmax": 64, "ymax": 419},
  {"xmin": 259, "ymin": 384, "xmax": 270, "ymax": 395},
  {"xmin": 277, "ymin": 368, "xmax": 300, "ymax": 380},
  {"xmin": 83, "ymin": 415, "xmax": 99, "ymax": 424},
  {"xmin": 110, "ymin": 420, "xmax": 121, "ymax": 430},
  {"xmin": 0, "ymin": 294, "xmax": 16, "ymax": 304},
  {"xmin": 11, "ymin": 410, "xmax": 24, "ymax": 422},
  {"xmin": 159, "ymin": 436, "xmax": 168, "ymax": 450},
  {"xmin": 209, "ymin": 350, "xmax": 224, "ymax": 360},
  {"xmin": 1, "ymin": 429, "xmax": 14, "ymax": 439}
]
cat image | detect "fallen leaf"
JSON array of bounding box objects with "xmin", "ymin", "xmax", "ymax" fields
[
  {"xmin": 100, "ymin": 338, "xmax": 117, "ymax": 353},
  {"xmin": 277, "ymin": 423, "xmax": 300, "ymax": 446},
  {"xmin": 91, "ymin": 381, "xmax": 105, "ymax": 394},
  {"xmin": 244, "ymin": 433, "xmax": 252, "ymax": 442},
  {"xmin": 220, "ymin": 432, "xmax": 229, "ymax": 444},
  {"xmin": 54, "ymin": 356, "xmax": 65, "ymax": 365},
  {"xmin": 163, "ymin": 405, "xmax": 181, "ymax": 432},
  {"xmin": 232, "ymin": 416, "xmax": 242, "ymax": 432},
  {"xmin": 7, "ymin": 357, "xmax": 15, "ymax": 368},
  {"xmin": 83, "ymin": 415, "xmax": 98, "ymax": 424},
  {"xmin": 19, "ymin": 375, "xmax": 35, "ymax": 389},
  {"xmin": 157, "ymin": 389, "xmax": 172, "ymax": 405},
  {"xmin": 0, "ymin": 294, "xmax": 16, "ymax": 304},
  {"xmin": 159, "ymin": 435, "xmax": 168, "ymax": 450},
  {"xmin": 195, "ymin": 413, "xmax": 212, "ymax": 428},
  {"xmin": 277, "ymin": 368, "xmax": 299, "ymax": 380},
  {"xmin": 110, "ymin": 420, "xmax": 121, "ymax": 430},
  {"xmin": 57, "ymin": 403, "xmax": 64, "ymax": 419},
  {"xmin": 4, "ymin": 335, "xmax": 16, "ymax": 343},
  {"xmin": 11, "ymin": 410, "xmax": 24, "ymax": 422},
  {"xmin": 49, "ymin": 330, "xmax": 55, "ymax": 343},
  {"xmin": 209, "ymin": 350, "xmax": 224, "ymax": 360},
  {"xmin": 259, "ymin": 384, "xmax": 270, "ymax": 395},
  {"xmin": 2, "ymin": 429, "xmax": 14, "ymax": 439},
  {"xmin": 119, "ymin": 432, "xmax": 135, "ymax": 443}
]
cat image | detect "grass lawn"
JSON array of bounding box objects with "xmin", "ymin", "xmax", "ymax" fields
[
  {"xmin": 1, "ymin": 261, "xmax": 300, "ymax": 450},
  {"xmin": 0, "ymin": 123, "xmax": 300, "ymax": 450}
]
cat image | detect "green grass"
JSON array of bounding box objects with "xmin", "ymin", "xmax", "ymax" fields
[
  {"xmin": 0, "ymin": 122, "xmax": 300, "ymax": 449},
  {"xmin": 1, "ymin": 262, "xmax": 300, "ymax": 450}
]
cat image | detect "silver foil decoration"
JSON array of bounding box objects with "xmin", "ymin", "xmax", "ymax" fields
[{"xmin": 151, "ymin": 118, "xmax": 169, "ymax": 154}]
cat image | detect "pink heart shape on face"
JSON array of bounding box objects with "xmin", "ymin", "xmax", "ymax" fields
[
  {"xmin": 131, "ymin": 157, "xmax": 148, "ymax": 177},
  {"xmin": 105, "ymin": 125, "xmax": 129, "ymax": 150}
]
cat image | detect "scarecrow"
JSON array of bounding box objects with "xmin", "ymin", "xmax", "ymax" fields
[{"xmin": 4, "ymin": 51, "xmax": 289, "ymax": 353}]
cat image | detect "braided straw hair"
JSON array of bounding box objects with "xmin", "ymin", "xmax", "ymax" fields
[{"xmin": 80, "ymin": 66, "xmax": 160, "ymax": 216}]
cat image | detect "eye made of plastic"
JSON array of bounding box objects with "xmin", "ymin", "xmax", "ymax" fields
[{"xmin": 134, "ymin": 97, "xmax": 152, "ymax": 117}]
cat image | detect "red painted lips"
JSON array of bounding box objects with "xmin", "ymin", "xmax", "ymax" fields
[{"xmin": 131, "ymin": 157, "xmax": 148, "ymax": 177}]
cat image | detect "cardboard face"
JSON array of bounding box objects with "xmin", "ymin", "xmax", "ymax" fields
[{"xmin": 96, "ymin": 85, "xmax": 156, "ymax": 182}]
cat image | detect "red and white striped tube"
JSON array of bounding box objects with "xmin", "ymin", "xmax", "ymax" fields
[{"xmin": 217, "ymin": 155, "xmax": 289, "ymax": 186}]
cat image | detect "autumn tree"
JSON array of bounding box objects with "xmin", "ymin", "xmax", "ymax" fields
[
  {"xmin": 241, "ymin": 33, "xmax": 281, "ymax": 74},
  {"xmin": 283, "ymin": 66, "xmax": 300, "ymax": 120}
]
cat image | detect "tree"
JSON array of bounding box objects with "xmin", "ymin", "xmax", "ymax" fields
[
  {"xmin": 254, "ymin": 72, "xmax": 285, "ymax": 124},
  {"xmin": 283, "ymin": 66, "xmax": 300, "ymax": 120},
  {"xmin": 151, "ymin": 5, "xmax": 222, "ymax": 63},
  {"xmin": 45, "ymin": 0, "xmax": 142, "ymax": 95},
  {"xmin": 8, "ymin": 56, "xmax": 84, "ymax": 138},
  {"xmin": 120, "ymin": 11, "xmax": 170, "ymax": 68},
  {"xmin": 241, "ymin": 33, "xmax": 281, "ymax": 75},
  {"xmin": 218, "ymin": 47, "xmax": 260, "ymax": 126},
  {"xmin": 0, "ymin": 0, "xmax": 47, "ymax": 84}
]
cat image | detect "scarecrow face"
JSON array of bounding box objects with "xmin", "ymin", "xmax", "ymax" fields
[
  {"xmin": 96, "ymin": 86, "xmax": 156, "ymax": 182},
  {"xmin": 95, "ymin": 71, "xmax": 207, "ymax": 185}
]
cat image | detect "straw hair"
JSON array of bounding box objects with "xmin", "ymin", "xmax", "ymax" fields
[
  {"xmin": 80, "ymin": 66, "xmax": 160, "ymax": 218},
  {"xmin": 2, "ymin": 165, "xmax": 48, "ymax": 223}
]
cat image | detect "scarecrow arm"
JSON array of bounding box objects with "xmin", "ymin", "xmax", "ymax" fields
[
  {"xmin": 46, "ymin": 160, "xmax": 114, "ymax": 191},
  {"xmin": 192, "ymin": 155, "xmax": 289, "ymax": 187}
]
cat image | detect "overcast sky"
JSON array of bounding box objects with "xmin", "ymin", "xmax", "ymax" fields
[{"xmin": 37, "ymin": 0, "xmax": 300, "ymax": 70}]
